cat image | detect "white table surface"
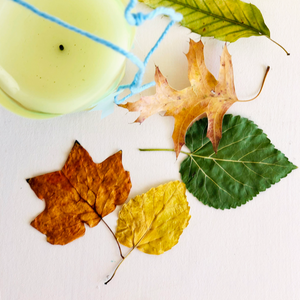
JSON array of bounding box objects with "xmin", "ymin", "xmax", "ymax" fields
[{"xmin": 1, "ymin": 1, "xmax": 300, "ymax": 299}]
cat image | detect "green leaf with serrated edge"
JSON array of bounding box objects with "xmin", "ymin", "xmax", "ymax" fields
[
  {"xmin": 179, "ymin": 115, "xmax": 297, "ymax": 209},
  {"xmin": 140, "ymin": 0, "xmax": 270, "ymax": 42}
]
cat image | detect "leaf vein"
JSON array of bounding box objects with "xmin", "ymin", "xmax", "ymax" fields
[
  {"xmin": 214, "ymin": 160, "xmax": 254, "ymax": 189},
  {"xmin": 209, "ymin": 134, "xmax": 260, "ymax": 157},
  {"xmin": 190, "ymin": 155, "xmax": 234, "ymax": 198},
  {"xmin": 160, "ymin": 0, "xmax": 262, "ymax": 34}
]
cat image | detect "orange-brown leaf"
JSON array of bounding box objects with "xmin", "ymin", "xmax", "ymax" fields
[
  {"xmin": 120, "ymin": 40, "xmax": 238, "ymax": 157},
  {"xmin": 28, "ymin": 142, "xmax": 132, "ymax": 245},
  {"xmin": 29, "ymin": 171, "xmax": 100, "ymax": 245}
]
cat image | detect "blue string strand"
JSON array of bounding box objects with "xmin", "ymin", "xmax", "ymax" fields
[{"xmin": 10, "ymin": 0, "xmax": 182, "ymax": 106}]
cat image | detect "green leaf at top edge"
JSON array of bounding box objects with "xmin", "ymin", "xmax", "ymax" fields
[
  {"xmin": 139, "ymin": 0, "xmax": 270, "ymax": 43},
  {"xmin": 180, "ymin": 115, "xmax": 297, "ymax": 209}
]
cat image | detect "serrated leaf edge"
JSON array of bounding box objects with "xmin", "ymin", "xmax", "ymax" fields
[{"xmin": 180, "ymin": 114, "xmax": 297, "ymax": 209}]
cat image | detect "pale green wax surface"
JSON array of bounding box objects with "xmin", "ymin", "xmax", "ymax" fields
[{"xmin": 0, "ymin": 0, "xmax": 134, "ymax": 115}]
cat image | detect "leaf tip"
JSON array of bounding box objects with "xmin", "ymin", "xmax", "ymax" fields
[
  {"xmin": 116, "ymin": 149, "xmax": 123, "ymax": 157},
  {"xmin": 26, "ymin": 178, "xmax": 31, "ymax": 183},
  {"xmin": 175, "ymin": 148, "xmax": 182, "ymax": 160},
  {"xmin": 74, "ymin": 140, "xmax": 81, "ymax": 146},
  {"xmin": 30, "ymin": 218, "xmax": 37, "ymax": 229},
  {"xmin": 212, "ymin": 144, "xmax": 218, "ymax": 155}
]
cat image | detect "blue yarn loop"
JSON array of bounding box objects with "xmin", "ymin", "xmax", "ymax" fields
[{"xmin": 10, "ymin": 0, "xmax": 182, "ymax": 107}]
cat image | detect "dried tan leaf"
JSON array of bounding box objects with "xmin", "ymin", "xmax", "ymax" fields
[{"xmin": 120, "ymin": 40, "xmax": 238, "ymax": 157}]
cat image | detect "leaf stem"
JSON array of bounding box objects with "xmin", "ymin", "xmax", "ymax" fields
[
  {"xmin": 104, "ymin": 247, "xmax": 135, "ymax": 285},
  {"xmin": 105, "ymin": 217, "xmax": 158, "ymax": 284},
  {"xmin": 85, "ymin": 198, "xmax": 124, "ymax": 259},
  {"xmin": 139, "ymin": 148, "xmax": 190, "ymax": 156},
  {"xmin": 139, "ymin": 148, "xmax": 175, "ymax": 152},
  {"xmin": 237, "ymin": 66, "xmax": 270, "ymax": 102},
  {"xmin": 101, "ymin": 217, "xmax": 124, "ymax": 259},
  {"xmin": 267, "ymin": 37, "xmax": 290, "ymax": 56}
]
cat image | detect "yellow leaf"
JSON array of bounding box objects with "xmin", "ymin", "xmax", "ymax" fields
[{"xmin": 116, "ymin": 181, "xmax": 191, "ymax": 255}]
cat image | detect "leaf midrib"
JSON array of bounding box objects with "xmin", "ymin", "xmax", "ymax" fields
[
  {"xmin": 133, "ymin": 186, "xmax": 177, "ymax": 247},
  {"xmin": 130, "ymin": 184, "xmax": 189, "ymax": 250},
  {"xmin": 160, "ymin": 0, "xmax": 264, "ymax": 35},
  {"xmin": 187, "ymin": 153, "xmax": 289, "ymax": 167}
]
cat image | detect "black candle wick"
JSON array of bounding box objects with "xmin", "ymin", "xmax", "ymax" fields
[{"xmin": 59, "ymin": 45, "xmax": 64, "ymax": 51}]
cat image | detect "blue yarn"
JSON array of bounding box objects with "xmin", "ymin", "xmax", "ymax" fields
[{"xmin": 10, "ymin": 0, "xmax": 182, "ymax": 106}]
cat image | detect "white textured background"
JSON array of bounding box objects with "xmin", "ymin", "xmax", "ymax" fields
[{"xmin": 1, "ymin": 1, "xmax": 300, "ymax": 299}]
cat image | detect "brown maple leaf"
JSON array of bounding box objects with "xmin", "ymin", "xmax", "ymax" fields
[
  {"xmin": 121, "ymin": 40, "xmax": 242, "ymax": 157},
  {"xmin": 28, "ymin": 141, "xmax": 132, "ymax": 245}
]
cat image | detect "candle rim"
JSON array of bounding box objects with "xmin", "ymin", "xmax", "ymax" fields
[{"xmin": 0, "ymin": 0, "xmax": 136, "ymax": 118}]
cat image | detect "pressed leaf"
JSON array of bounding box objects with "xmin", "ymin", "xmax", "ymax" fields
[
  {"xmin": 121, "ymin": 40, "xmax": 262, "ymax": 157},
  {"xmin": 28, "ymin": 171, "xmax": 100, "ymax": 245},
  {"xmin": 28, "ymin": 141, "xmax": 132, "ymax": 245},
  {"xmin": 62, "ymin": 142, "xmax": 131, "ymax": 217},
  {"xmin": 105, "ymin": 181, "xmax": 190, "ymax": 284},
  {"xmin": 180, "ymin": 115, "xmax": 297, "ymax": 209},
  {"xmin": 116, "ymin": 181, "xmax": 191, "ymax": 254},
  {"xmin": 139, "ymin": 0, "xmax": 270, "ymax": 42}
]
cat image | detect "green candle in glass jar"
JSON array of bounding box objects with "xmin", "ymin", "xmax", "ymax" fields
[{"xmin": 0, "ymin": 0, "xmax": 134, "ymax": 118}]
